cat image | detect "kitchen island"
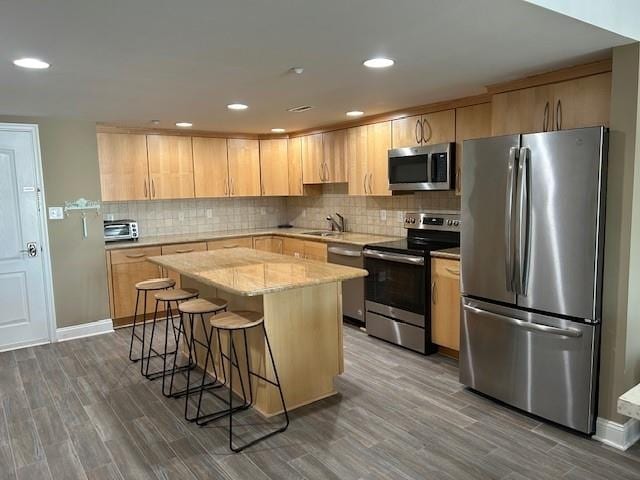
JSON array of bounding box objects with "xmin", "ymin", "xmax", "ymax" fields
[{"xmin": 148, "ymin": 248, "xmax": 367, "ymax": 416}]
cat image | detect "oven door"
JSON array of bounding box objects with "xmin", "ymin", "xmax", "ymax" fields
[
  {"xmin": 363, "ymin": 249, "xmax": 426, "ymax": 315},
  {"xmin": 104, "ymin": 223, "xmax": 132, "ymax": 242}
]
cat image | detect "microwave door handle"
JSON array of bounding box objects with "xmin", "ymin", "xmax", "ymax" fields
[
  {"xmin": 505, "ymin": 147, "xmax": 518, "ymax": 292},
  {"xmin": 515, "ymin": 147, "xmax": 530, "ymax": 295},
  {"xmin": 426, "ymin": 153, "xmax": 432, "ymax": 184}
]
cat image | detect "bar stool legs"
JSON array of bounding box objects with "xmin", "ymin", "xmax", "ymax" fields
[{"xmin": 128, "ymin": 289, "xmax": 146, "ymax": 363}]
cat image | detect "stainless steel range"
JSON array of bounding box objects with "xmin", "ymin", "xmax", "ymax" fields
[{"xmin": 363, "ymin": 212, "xmax": 460, "ymax": 354}]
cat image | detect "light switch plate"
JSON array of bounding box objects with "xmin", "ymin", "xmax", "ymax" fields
[{"xmin": 48, "ymin": 207, "xmax": 64, "ymax": 220}]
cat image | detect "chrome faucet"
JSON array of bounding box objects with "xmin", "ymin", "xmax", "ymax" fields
[{"xmin": 326, "ymin": 213, "xmax": 345, "ymax": 232}]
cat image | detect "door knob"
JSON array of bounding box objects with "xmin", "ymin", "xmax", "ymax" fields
[{"xmin": 20, "ymin": 242, "xmax": 38, "ymax": 257}]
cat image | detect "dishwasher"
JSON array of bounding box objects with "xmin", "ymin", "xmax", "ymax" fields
[{"xmin": 327, "ymin": 243, "xmax": 365, "ymax": 324}]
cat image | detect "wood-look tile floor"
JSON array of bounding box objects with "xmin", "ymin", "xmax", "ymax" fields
[{"xmin": 1, "ymin": 323, "xmax": 640, "ymax": 480}]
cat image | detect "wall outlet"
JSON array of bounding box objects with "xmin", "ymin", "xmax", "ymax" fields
[
  {"xmin": 178, "ymin": 212, "xmax": 185, "ymax": 222},
  {"xmin": 48, "ymin": 207, "xmax": 64, "ymax": 220},
  {"xmin": 380, "ymin": 210, "xmax": 387, "ymax": 221},
  {"xmin": 104, "ymin": 213, "xmax": 115, "ymax": 221},
  {"xmin": 206, "ymin": 209, "xmax": 213, "ymax": 219},
  {"xmin": 261, "ymin": 207, "xmax": 267, "ymax": 215}
]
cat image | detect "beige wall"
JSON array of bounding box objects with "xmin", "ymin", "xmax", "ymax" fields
[
  {"xmin": 0, "ymin": 116, "xmax": 110, "ymax": 329},
  {"xmin": 599, "ymin": 43, "xmax": 640, "ymax": 423}
]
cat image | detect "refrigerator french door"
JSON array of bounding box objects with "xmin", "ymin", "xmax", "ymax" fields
[{"xmin": 460, "ymin": 127, "xmax": 607, "ymax": 434}]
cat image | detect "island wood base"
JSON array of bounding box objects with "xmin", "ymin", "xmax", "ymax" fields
[{"xmin": 181, "ymin": 275, "xmax": 344, "ymax": 417}]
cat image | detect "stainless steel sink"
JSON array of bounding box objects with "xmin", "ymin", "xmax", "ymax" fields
[{"xmin": 303, "ymin": 231, "xmax": 342, "ymax": 237}]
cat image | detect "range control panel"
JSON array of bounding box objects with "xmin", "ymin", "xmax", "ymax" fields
[{"xmin": 404, "ymin": 212, "xmax": 461, "ymax": 232}]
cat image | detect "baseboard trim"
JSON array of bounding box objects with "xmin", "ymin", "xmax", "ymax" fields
[
  {"xmin": 593, "ymin": 417, "xmax": 640, "ymax": 450},
  {"xmin": 56, "ymin": 318, "xmax": 114, "ymax": 342}
]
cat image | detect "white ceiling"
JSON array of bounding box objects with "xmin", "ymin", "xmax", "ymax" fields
[{"xmin": 0, "ymin": 0, "xmax": 632, "ymax": 133}]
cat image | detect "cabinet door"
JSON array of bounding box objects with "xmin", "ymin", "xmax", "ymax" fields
[
  {"xmin": 146, "ymin": 135, "xmax": 195, "ymax": 199},
  {"xmin": 491, "ymin": 85, "xmax": 553, "ymax": 136},
  {"xmin": 287, "ymin": 137, "xmax": 303, "ymax": 196},
  {"xmin": 422, "ymin": 110, "xmax": 456, "ymax": 145},
  {"xmin": 206, "ymin": 237, "xmax": 253, "ymax": 250},
  {"xmin": 253, "ymin": 236, "xmax": 283, "ymax": 254},
  {"xmin": 392, "ymin": 114, "xmax": 422, "ymax": 148},
  {"xmin": 322, "ymin": 130, "xmax": 348, "ymax": 182},
  {"xmin": 551, "ymin": 73, "xmax": 611, "ymax": 131},
  {"xmin": 97, "ymin": 133, "xmax": 149, "ymax": 201},
  {"xmin": 431, "ymin": 258, "xmax": 461, "ymax": 350},
  {"xmin": 259, "ymin": 139, "xmax": 289, "ymax": 196},
  {"xmin": 110, "ymin": 247, "xmax": 163, "ymax": 322},
  {"xmin": 161, "ymin": 242, "xmax": 207, "ymax": 287},
  {"xmin": 282, "ymin": 237, "xmax": 305, "ymax": 258},
  {"xmin": 227, "ymin": 139, "xmax": 261, "ymax": 197},
  {"xmin": 301, "ymin": 134, "xmax": 324, "ymax": 184},
  {"xmin": 304, "ymin": 241, "xmax": 328, "ymax": 262},
  {"xmin": 367, "ymin": 121, "xmax": 392, "ymax": 196},
  {"xmin": 455, "ymin": 103, "xmax": 492, "ymax": 195},
  {"xmin": 192, "ymin": 137, "xmax": 229, "ymax": 198},
  {"xmin": 347, "ymin": 126, "xmax": 368, "ymax": 195}
]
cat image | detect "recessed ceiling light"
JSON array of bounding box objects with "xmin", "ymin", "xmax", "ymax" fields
[
  {"xmin": 363, "ymin": 57, "xmax": 395, "ymax": 69},
  {"xmin": 227, "ymin": 103, "xmax": 248, "ymax": 111},
  {"xmin": 271, "ymin": 128, "xmax": 286, "ymax": 133},
  {"xmin": 13, "ymin": 57, "xmax": 50, "ymax": 69},
  {"xmin": 346, "ymin": 110, "xmax": 364, "ymax": 117},
  {"xmin": 175, "ymin": 122, "xmax": 192, "ymax": 128}
]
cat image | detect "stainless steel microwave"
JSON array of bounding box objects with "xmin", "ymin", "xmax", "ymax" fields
[
  {"xmin": 387, "ymin": 142, "xmax": 454, "ymax": 191},
  {"xmin": 104, "ymin": 220, "xmax": 139, "ymax": 242}
]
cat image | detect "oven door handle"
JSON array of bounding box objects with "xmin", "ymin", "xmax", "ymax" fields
[{"xmin": 363, "ymin": 249, "xmax": 425, "ymax": 266}]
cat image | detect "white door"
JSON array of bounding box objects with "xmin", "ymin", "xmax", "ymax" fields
[{"xmin": 0, "ymin": 125, "xmax": 52, "ymax": 351}]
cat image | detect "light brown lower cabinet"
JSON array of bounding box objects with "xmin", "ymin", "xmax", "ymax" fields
[
  {"xmin": 109, "ymin": 246, "xmax": 163, "ymax": 326},
  {"xmin": 282, "ymin": 237, "xmax": 327, "ymax": 261},
  {"xmin": 431, "ymin": 257, "xmax": 461, "ymax": 351},
  {"xmin": 253, "ymin": 236, "xmax": 284, "ymax": 254},
  {"xmin": 206, "ymin": 236, "xmax": 253, "ymax": 250},
  {"xmin": 161, "ymin": 242, "xmax": 207, "ymax": 287}
]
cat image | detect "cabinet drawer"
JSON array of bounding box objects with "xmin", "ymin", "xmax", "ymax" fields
[
  {"xmin": 206, "ymin": 236, "xmax": 253, "ymax": 250},
  {"xmin": 161, "ymin": 242, "xmax": 207, "ymax": 255},
  {"xmin": 432, "ymin": 258, "xmax": 460, "ymax": 278},
  {"xmin": 304, "ymin": 241, "xmax": 327, "ymax": 262},
  {"xmin": 110, "ymin": 246, "xmax": 162, "ymax": 265}
]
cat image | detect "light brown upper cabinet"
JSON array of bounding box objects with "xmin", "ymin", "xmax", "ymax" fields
[
  {"xmin": 392, "ymin": 110, "xmax": 455, "ymax": 148},
  {"xmin": 227, "ymin": 139, "xmax": 261, "ymax": 197},
  {"xmin": 192, "ymin": 137, "xmax": 229, "ymax": 197},
  {"xmin": 146, "ymin": 135, "xmax": 195, "ymax": 199},
  {"xmin": 347, "ymin": 122, "xmax": 392, "ymax": 196},
  {"xmin": 322, "ymin": 130, "xmax": 348, "ymax": 183},
  {"xmin": 301, "ymin": 133, "xmax": 324, "ymax": 184},
  {"xmin": 455, "ymin": 103, "xmax": 492, "ymax": 196},
  {"xmin": 491, "ymin": 72, "xmax": 611, "ymax": 136},
  {"xmin": 288, "ymin": 137, "xmax": 303, "ymax": 196},
  {"xmin": 97, "ymin": 133, "xmax": 150, "ymax": 201},
  {"xmin": 259, "ymin": 139, "xmax": 289, "ymax": 196}
]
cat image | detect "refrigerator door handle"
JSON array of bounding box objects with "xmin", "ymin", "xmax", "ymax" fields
[
  {"xmin": 463, "ymin": 305, "xmax": 583, "ymax": 338},
  {"xmin": 505, "ymin": 147, "xmax": 519, "ymax": 292},
  {"xmin": 515, "ymin": 147, "xmax": 530, "ymax": 295}
]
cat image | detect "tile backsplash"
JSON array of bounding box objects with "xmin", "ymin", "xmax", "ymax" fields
[{"xmin": 103, "ymin": 186, "xmax": 460, "ymax": 238}]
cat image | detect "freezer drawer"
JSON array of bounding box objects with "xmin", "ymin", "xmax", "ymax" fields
[{"xmin": 459, "ymin": 298, "xmax": 599, "ymax": 434}]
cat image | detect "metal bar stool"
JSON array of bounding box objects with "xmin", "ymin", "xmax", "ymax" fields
[
  {"xmin": 128, "ymin": 277, "xmax": 176, "ymax": 372},
  {"xmin": 142, "ymin": 287, "xmax": 199, "ymax": 389},
  {"xmin": 172, "ymin": 297, "xmax": 228, "ymax": 421},
  {"xmin": 196, "ymin": 310, "xmax": 289, "ymax": 453}
]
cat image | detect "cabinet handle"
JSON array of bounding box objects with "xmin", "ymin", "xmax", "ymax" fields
[
  {"xmin": 324, "ymin": 162, "xmax": 330, "ymax": 181},
  {"xmin": 230, "ymin": 178, "xmax": 234, "ymax": 195},
  {"xmin": 432, "ymin": 281, "xmax": 437, "ymax": 304},
  {"xmin": 224, "ymin": 180, "xmax": 228, "ymax": 196},
  {"xmin": 556, "ymin": 99, "xmax": 562, "ymax": 130},
  {"xmin": 144, "ymin": 179, "xmax": 148, "ymax": 198},
  {"xmin": 368, "ymin": 173, "xmax": 373, "ymax": 194},
  {"xmin": 415, "ymin": 119, "xmax": 422, "ymax": 145},
  {"xmin": 363, "ymin": 173, "xmax": 368, "ymax": 194},
  {"xmin": 319, "ymin": 162, "xmax": 325, "ymax": 182},
  {"xmin": 125, "ymin": 253, "xmax": 146, "ymax": 259},
  {"xmin": 151, "ymin": 178, "xmax": 156, "ymax": 198},
  {"xmin": 175, "ymin": 249, "xmax": 194, "ymax": 254},
  {"xmin": 445, "ymin": 267, "xmax": 460, "ymax": 276},
  {"xmin": 422, "ymin": 118, "xmax": 432, "ymax": 143},
  {"xmin": 223, "ymin": 244, "xmax": 239, "ymax": 249},
  {"xmin": 543, "ymin": 102, "xmax": 549, "ymax": 132}
]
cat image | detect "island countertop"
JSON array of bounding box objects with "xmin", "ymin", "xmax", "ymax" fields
[{"xmin": 148, "ymin": 247, "xmax": 368, "ymax": 296}]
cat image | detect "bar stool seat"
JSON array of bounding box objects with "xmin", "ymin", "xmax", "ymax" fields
[
  {"xmin": 135, "ymin": 277, "xmax": 175, "ymax": 290},
  {"xmin": 155, "ymin": 287, "xmax": 199, "ymax": 302},
  {"xmin": 179, "ymin": 298, "xmax": 228, "ymax": 315},
  {"xmin": 210, "ymin": 311, "xmax": 263, "ymax": 330}
]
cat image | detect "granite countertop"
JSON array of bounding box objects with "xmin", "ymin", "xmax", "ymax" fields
[
  {"xmin": 148, "ymin": 248, "xmax": 368, "ymax": 296},
  {"xmin": 105, "ymin": 227, "xmax": 401, "ymax": 251},
  {"xmin": 618, "ymin": 384, "xmax": 640, "ymax": 421},
  {"xmin": 431, "ymin": 247, "xmax": 460, "ymax": 260}
]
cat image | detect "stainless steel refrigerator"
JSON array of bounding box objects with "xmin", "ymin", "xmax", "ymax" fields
[{"xmin": 460, "ymin": 127, "xmax": 607, "ymax": 434}]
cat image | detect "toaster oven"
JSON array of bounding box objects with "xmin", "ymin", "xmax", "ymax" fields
[{"xmin": 104, "ymin": 220, "xmax": 139, "ymax": 242}]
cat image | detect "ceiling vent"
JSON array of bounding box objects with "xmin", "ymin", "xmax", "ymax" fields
[{"xmin": 287, "ymin": 105, "xmax": 314, "ymax": 113}]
